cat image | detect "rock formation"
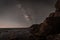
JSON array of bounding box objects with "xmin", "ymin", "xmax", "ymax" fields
[
  {"xmin": 35, "ymin": 0, "xmax": 60, "ymax": 40},
  {"xmin": 1, "ymin": 0, "xmax": 60, "ymax": 40}
]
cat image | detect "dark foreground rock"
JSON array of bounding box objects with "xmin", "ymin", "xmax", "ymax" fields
[
  {"xmin": 1, "ymin": 0, "xmax": 60, "ymax": 40},
  {"xmin": 0, "ymin": 28, "xmax": 35, "ymax": 40},
  {"xmin": 37, "ymin": 0, "xmax": 60, "ymax": 40}
]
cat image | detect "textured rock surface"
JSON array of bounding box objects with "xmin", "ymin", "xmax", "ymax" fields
[
  {"xmin": 38, "ymin": 0, "xmax": 60, "ymax": 40},
  {"xmin": 0, "ymin": 29, "xmax": 35, "ymax": 40},
  {"xmin": 0, "ymin": 0, "xmax": 60, "ymax": 40}
]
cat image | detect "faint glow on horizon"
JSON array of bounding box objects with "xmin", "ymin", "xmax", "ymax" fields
[
  {"xmin": 0, "ymin": 1, "xmax": 35, "ymax": 28},
  {"xmin": 0, "ymin": 19, "xmax": 28, "ymax": 28}
]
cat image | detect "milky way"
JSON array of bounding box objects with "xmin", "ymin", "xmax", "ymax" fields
[{"xmin": 0, "ymin": 0, "xmax": 57, "ymax": 28}]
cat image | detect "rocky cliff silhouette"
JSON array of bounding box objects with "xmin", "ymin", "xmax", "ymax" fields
[
  {"xmin": 34, "ymin": 0, "xmax": 60, "ymax": 40},
  {"xmin": 0, "ymin": 0, "xmax": 60, "ymax": 40}
]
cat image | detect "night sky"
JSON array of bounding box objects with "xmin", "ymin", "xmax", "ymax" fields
[{"xmin": 0, "ymin": 0, "xmax": 57, "ymax": 28}]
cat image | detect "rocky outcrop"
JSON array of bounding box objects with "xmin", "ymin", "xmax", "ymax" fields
[
  {"xmin": 1, "ymin": 0, "xmax": 60, "ymax": 40},
  {"xmin": 36, "ymin": 0, "xmax": 60, "ymax": 40}
]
